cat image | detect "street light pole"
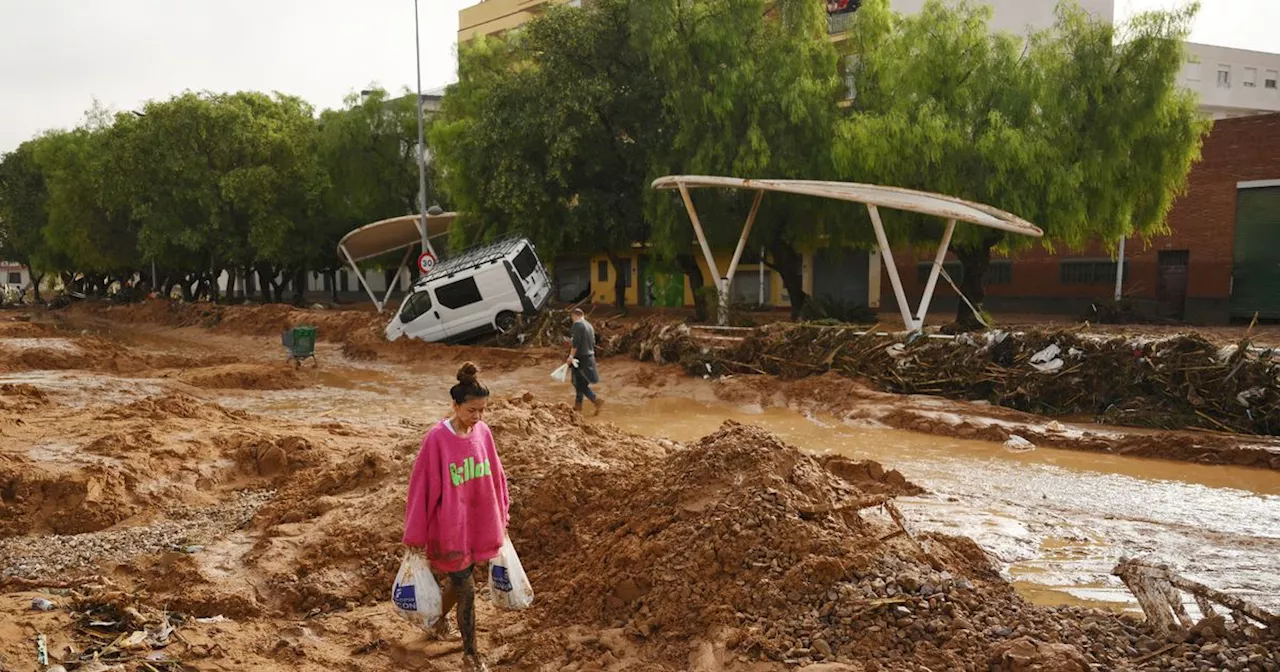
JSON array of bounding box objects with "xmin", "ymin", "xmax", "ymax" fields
[{"xmin": 413, "ymin": 0, "xmax": 435, "ymax": 259}]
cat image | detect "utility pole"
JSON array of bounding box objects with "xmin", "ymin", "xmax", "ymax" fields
[{"xmin": 414, "ymin": 0, "xmax": 435, "ymax": 258}]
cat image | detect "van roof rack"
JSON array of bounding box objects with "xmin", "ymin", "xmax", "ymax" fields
[{"xmin": 415, "ymin": 236, "xmax": 528, "ymax": 286}]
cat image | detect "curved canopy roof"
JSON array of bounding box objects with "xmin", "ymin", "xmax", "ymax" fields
[
  {"xmin": 336, "ymin": 212, "xmax": 456, "ymax": 263},
  {"xmin": 650, "ymin": 176, "xmax": 1043, "ymax": 238}
]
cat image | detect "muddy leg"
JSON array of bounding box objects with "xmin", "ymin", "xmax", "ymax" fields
[
  {"xmin": 431, "ymin": 573, "xmax": 458, "ymax": 639},
  {"xmin": 449, "ymin": 567, "xmax": 478, "ymax": 657}
]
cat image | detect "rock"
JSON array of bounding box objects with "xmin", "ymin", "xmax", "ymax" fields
[
  {"xmin": 989, "ymin": 636, "xmax": 1089, "ymax": 672},
  {"xmin": 813, "ymin": 638, "xmax": 833, "ymax": 657}
]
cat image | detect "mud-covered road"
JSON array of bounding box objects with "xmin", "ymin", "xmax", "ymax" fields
[{"xmin": 2, "ymin": 303, "xmax": 1278, "ymax": 672}]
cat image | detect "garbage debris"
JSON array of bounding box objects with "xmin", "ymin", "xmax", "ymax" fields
[
  {"xmin": 31, "ymin": 597, "xmax": 55, "ymax": 611},
  {"xmin": 600, "ymin": 320, "xmax": 1280, "ymax": 436}
]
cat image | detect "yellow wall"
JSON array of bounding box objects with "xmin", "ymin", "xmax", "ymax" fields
[
  {"xmin": 458, "ymin": 0, "xmax": 577, "ymax": 41},
  {"xmin": 588, "ymin": 251, "xmax": 796, "ymax": 309}
]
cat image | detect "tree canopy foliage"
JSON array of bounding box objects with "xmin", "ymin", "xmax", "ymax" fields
[
  {"xmin": 0, "ymin": 87, "xmax": 439, "ymax": 303},
  {"xmin": 835, "ymin": 0, "xmax": 1208, "ymax": 326},
  {"xmin": 1, "ymin": 0, "xmax": 1210, "ymax": 323}
]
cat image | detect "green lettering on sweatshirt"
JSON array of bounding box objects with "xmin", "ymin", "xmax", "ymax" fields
[{"xmin": 448, "ymin": 457, "xmax": 492, "ymax": 487}]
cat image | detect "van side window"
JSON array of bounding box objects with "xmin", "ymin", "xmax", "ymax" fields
[
  {"xmin": 513, "ymin": 246, "xmax": 538, "ymax": 279},
  {"xmin": 400, "ymin": 290, "xmax": 433, "ymax": 322},
  {"xmin": 436, "ymin": 277, "xmax": 483, "ymax": 309}
]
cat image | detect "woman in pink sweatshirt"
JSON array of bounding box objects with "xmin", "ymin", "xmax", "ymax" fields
[{"xmin": 403, "ymin": 362, "xmax": 509, "ymax": 672}]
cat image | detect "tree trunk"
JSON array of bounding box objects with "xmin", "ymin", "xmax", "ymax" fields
[
  {"xmin": 255, "ymin": 265, "xmax": 273, "ymax": 303},
  {"xmin": 676, "ymin": 254, "xmax": 708, "ymax": 322},
  {"xmin": 223, "ymin": 269, "xmax": 236, "ymax": 304},
  {"xmin": 292, "ymin": 269, "xmax": 306, "ymax": 306},
  {"xmin": 181, "ymin": 275, "xmax": 197, "ymax": 302},
  {"xmin": 207, "ymin": 270, "xmax": 222, "ymax": 303},
  {"xmin": 327, "ymin": 271, "xmax": 339, "ymax": 304},
  {"xmin": 605, "ymin": 251, "xmax": 628, "ymax": 313},
  {"xmin": 953, "ymin": 243, "xmax": 995, "ymax": 332},
  {"xmin": 31, "ymin": 272, "xmax": 43, "ymax": 303},
  {"xmin": 767, "ymin": 241, "xmax": 807, "ymax": 320}
]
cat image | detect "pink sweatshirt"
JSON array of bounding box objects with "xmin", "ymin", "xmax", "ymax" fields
[{"xmin": 403, "ymin": 420, "xmax": 510, "ymax": 572}]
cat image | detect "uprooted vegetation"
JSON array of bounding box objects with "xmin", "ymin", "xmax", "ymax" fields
[{"xmin": 609, "ymin": 320, "xmax": 1280, "ymax": 437}]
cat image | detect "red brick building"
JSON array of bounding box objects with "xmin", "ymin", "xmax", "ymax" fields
[{"xmin": 884, "ymin": 113, "xmax": 1280, "ymax": 324}]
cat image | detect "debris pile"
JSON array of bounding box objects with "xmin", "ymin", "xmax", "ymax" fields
[
  {"xmin": 609, "ymin": 322, "xmax": 1280, "ymax": 437},
  {"xmin": 510, "ymin": 419, "xmax": 1244, "ymax": 671}
]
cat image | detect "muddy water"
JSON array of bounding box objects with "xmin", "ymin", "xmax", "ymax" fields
[{"xmin": 14, "ymin": 324, "xmax": 1280, "ymax": 614}]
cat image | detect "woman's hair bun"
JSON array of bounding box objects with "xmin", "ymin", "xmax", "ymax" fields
[{"xmin": 457, "ymin": 362, "xmax": 480, "ymax": 385}]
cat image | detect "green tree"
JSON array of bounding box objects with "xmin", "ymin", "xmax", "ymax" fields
[
  {"xmin": 835, "ymin": 0, "xmax": 1208, "ymax": 329},
  {"xmin": 0, "ymin": 139, "xmax": 66, "ymax": 300},
  {"xmin": 316, "ymin": 87, "xmax": 425, "ymax": 301},
  {"xmin": 432, "ymin": 0, "xmax": 668, "ymax": 310},
  {"xmin": 33, "ymin": 111, "xmax": 143, "ymax": 293},
  {"xmin": 636, "ymin": 0, "xmax": 846, "ymax": 319},
  {"xmin": 119, "ymin": 91, "xmax": 326, "ymax": 303}
]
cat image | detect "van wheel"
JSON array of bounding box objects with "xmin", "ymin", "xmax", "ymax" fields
[{"xmin": 495, "ymin": 311, "xmax": 518, "ymax": 333}]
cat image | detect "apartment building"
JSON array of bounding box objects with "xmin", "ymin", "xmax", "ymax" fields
[{"xmin": 1181, "ymin": 43, "xmax": 1280, "ymax": 119}]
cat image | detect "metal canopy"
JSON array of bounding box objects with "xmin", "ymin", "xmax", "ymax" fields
[
  {"xmin": 651, "ymin": 175, "xmax": 1044, "ymax": 330},
  {"xmin": 335, "ymin": 212, "xmax": 456, "ymax": 312}
]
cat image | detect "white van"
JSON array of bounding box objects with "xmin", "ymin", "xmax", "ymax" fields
[{"xmin": 385, "ymin": 237, "xmax": 552, "ymax": 343}]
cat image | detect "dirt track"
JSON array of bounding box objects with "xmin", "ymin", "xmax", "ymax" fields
[{"xmin": 2, "ymin": 302, "xmax": 1278, "ymax": 672}]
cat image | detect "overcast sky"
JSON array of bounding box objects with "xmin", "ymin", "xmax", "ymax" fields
[{"xmin": 1, "ymin": 0, "xmax": 1276, "ymax": 153}]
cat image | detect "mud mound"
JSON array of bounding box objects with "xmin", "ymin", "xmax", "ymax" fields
[
  {"xmin": 0, "ymin": 463, "xmax": 138, "ymax": 537},
  {"xmin": 96, "ymin": 393, "xmax": 249, "ymax": 422},
  {"xmin": 0, "ymin": 383, "xmax": 50, "ymax": 412},
  {"xmin": 0, "ymin": 318, "xmax": 58, "ymax": 338},
  {"xmin": 528, "ymin": 422, "xmax": 937, "ymax": 661},
  {"xmin": 179, "ymin": 363, "xmax": 306, "ymax": 390},
  {"xmin": 84, "ymin": 300, "xmax": 382, "ymax": 343},
  {"xmin": 0, "ymin": 331, "xmax": 220, "ymax": 376}
]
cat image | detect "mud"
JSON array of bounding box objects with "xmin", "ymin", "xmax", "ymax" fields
[{"xmin": 1, "ymin": 304, "xmax": 1278, "ymax": 672}]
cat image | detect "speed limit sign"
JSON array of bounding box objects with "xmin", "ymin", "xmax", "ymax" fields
[{"xmin": 417, "ymin": 252, "xmax": 437, "ymax": 274}]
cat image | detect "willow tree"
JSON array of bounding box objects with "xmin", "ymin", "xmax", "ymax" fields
[
  {"xmin": 636, "ymin": 0, "xmax": 846, "ymax": 318},
  {"xmin": 835, "ymin": 0, "xmax": 1208, "ymax": 329},
  {"xmin": 432, "ymin": 0, "xmax": 667, "ymax": 309}
]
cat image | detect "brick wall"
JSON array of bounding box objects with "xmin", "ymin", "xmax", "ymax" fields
[{"xmin": 882, "ymin": 112, "xmax": 1280, "ymax": 323}]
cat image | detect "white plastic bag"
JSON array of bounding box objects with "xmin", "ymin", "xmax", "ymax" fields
[
  {"xmin": 489, "ymin": 538, "xmax": 534, "ymax": 610},
  {"xmin": 551, "ymin": 363, "xmax": 569, "ymax": 383},
  {"xmin": 392, "ymin": 550, "xmax": 443, "ymax": 629}
]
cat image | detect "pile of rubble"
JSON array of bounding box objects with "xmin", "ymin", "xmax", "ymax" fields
[{"xmin": 604, "ymin": 320, "xmax": 1280, "ymax": 437}]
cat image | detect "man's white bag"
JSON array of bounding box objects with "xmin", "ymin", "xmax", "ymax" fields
[
  {"xmin": 489, "ymin": 538, "xmax": 534, "ymax": 610},
  {"xmin": 550, "ymin": 363, "xmax": 569, "ymax": 383},
  {"xmin": 392, "ymin": 551, "xmax": 443, "ymax": 629}
]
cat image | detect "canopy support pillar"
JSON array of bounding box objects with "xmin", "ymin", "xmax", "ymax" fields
[
  {"xmin": 340, "ymin": 245, "xmax": 385, "ymax": 312},
  {"xmin": 868, "ymin": 204, "xmax": 914, "ymax": 331},
  {"xmin": 678, "ymin": 184, "xmax": 729, "ymax": 325},
  {"xmin": 914, "ymin": 219, "xmax": 956, "ymax": 330},
  {"xmin": 379, "ymin": 246, "xmax": 415, "ymax": 313}
]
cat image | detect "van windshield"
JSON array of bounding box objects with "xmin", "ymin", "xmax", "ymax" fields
[
  {"xmin": 513, "ymin": 245, "xmax": 538, "ymax": 280},
  {"xmin": 400, "ymin": 290, "xmax": 433, "ymax": 322}
]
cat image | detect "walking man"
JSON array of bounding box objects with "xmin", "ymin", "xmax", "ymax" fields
[{"xmin": 567, "ymin": 308, "xmax": 603, "ymax": 414}]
